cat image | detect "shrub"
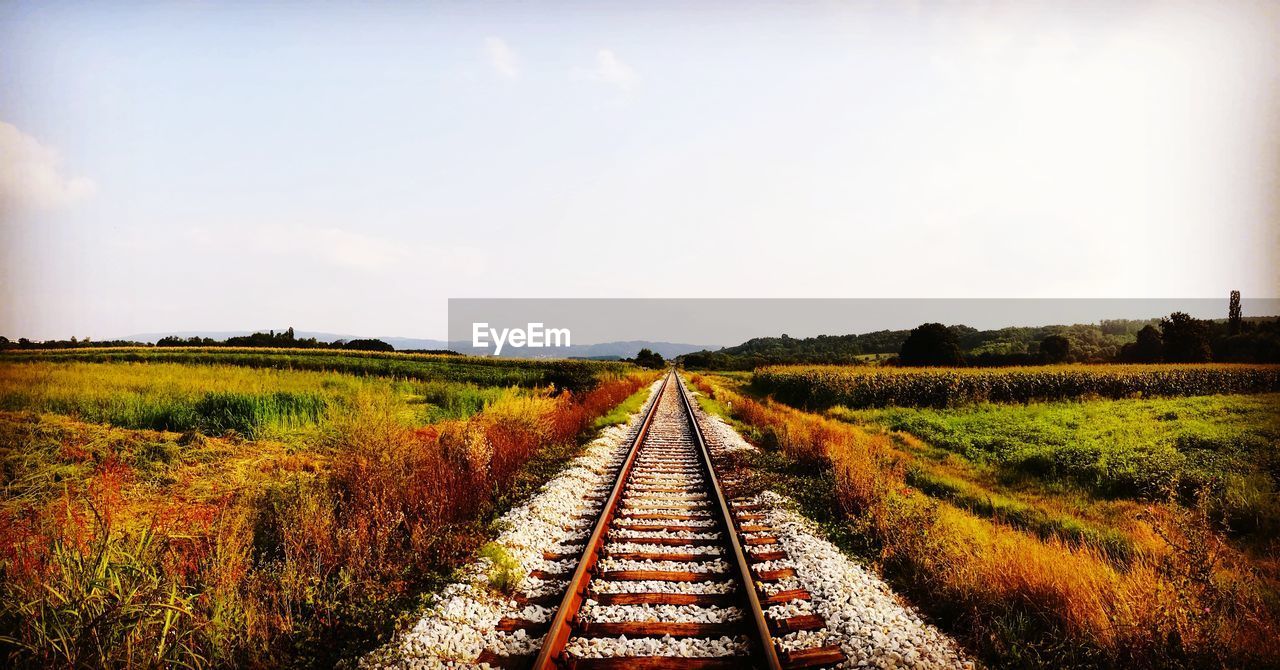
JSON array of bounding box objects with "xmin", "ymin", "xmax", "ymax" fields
[{"xmin": 478, "ymin": 542, "xmax": 522, "ymax": 594}]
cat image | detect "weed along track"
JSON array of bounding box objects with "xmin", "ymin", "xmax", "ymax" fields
[{"xmin": 482, "ymin": 372, "xmax": 847, "ymax": 669}]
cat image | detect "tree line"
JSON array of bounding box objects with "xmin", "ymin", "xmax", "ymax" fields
[
  {"xmin": 1, "ymin": 328, "xmax": 395, "ymax": 353},
  {"xmin": 680, "ymin": 293, "xmax": 1280, "ymax": 369}
]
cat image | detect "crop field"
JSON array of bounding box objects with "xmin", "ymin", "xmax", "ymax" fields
[
  {"xmin": 0, "ymin": 347, "xmax": 629, "ymax": 392},
  {"xmin": 754, "ymin": 363, "xmax": 1280, "ymax": 409},
  {"xmin": 0, "ymin": 352, "xmax": 656, "ymax": 667},
  {"xmin": 690, "ymin": 369, "xmax": 1280, "ymax": 669}
]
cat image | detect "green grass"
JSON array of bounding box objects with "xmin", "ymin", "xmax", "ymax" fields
[
  {"xmin": 831, "ymin": 393, "xmax": 1280, "ymax": 539},
  {"xmin": 0, "ymin": 361, "xmax": 531, "ymax": 440},
  {"xmin": 904, "ymin": 466, "xmax": 1136, "ymax": 562},
  {"xmin": 477, "ymin": 543, "xmax": 522, "ymax": 594},
  {"xmin": 592, "ymin": 384, "xmax": 652, "ymax": 429},
  {"xmin": 693, "ymin": 372, "xmax": 1073, "ymax": 557}
]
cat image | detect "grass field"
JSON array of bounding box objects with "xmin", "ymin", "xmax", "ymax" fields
[
  {"xmin": 754, "ymin": 363, "xmax": 1280, "ymax": 409},
  {"xmin": 0, "ymin": 353, "xmax": 655, "ymax": 668},
  {"xmin": 689, "ymin": 370, "xmax": 1280, "ymax": 669},
  {"xmin": 0, "ymin": 347, "xmax": 629, "ymax": 392},
  {"xmin": 0, "ymin": 361, "xmax": 512, "ymax": 438},
  {"xmin": 832, "ymin": 394, "xmax": 1280, "ymax": 540}
]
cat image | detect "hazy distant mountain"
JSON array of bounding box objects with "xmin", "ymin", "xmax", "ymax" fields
[
  {"xmin": 379, "ymin": 337, "xmax": 454, "ymax": 350},
  {"xmin": 449, "ymin": 340, "xmax": 716, "ymax": 359},
  {"xmin": 124, "ymin": 330, "xmax": 447, "ymax": 349},
  {"xmin": 122, "ymin": 331, "xmax": 711, "ymax": 359}
]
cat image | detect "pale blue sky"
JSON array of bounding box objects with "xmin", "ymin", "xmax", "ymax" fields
[{"xmin": 2, "ymin": 1, "xmax": 1277, "ymax": 340}]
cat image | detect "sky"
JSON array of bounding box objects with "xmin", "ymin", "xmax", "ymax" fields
[{"xmin": 1, "ymin": 0, "xmax": 1277, "ymax": 341}]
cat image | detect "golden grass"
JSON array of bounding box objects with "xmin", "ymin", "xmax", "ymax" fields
[
  {"xmin": 0, "ymin": 366, "xmax": 658, "ymax": 667},
  {"xmin": 689, "ymin": 372, "xmax": 1280, "ymax": 668}
]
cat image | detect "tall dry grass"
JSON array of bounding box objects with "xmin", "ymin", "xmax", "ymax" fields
[
  {"xmin": 1, "ymin": 372, "xmax": 655, "ymax": 668},
  {"xmin": 689, "ymin": 373, "xmax": 1280, "ymax": 669}
]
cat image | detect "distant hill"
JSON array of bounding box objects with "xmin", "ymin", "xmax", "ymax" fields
[
  {"xmin": 679, "ymin": 316, "xmax": 1280, "ymax": 369},
  {"xmin": 124, "ymin": 330, "xmax": 451, "ymax": 350},
  {"xmin": 123, "ymin": 331, "xmax": 709, "ymax": 360},
  {"xmin": 450, "ymin": 340, "xmax": 714, "ymax": 360}
]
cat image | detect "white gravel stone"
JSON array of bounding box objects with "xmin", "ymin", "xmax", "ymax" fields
[
  {"xmin": 610, "ymin": 528, "xmax": 721, "ymax": 540},
  {"xmin": 615, "ymin": 518, "xmax": 715, "ymax": 529},
  {"xmin": 606, "ymin": 542, "xmax": 723, "ymax": 556},
  {"xmin": 777, "ymin": 628, "xmax": 833, "ymax": 652},
  {"xmin": 598, "ymin": 557, "xmax": 730, "ymax": 573},
  {"xmin": 590, "ymin": 579, "xmax": 738, "ymax": 594},
  {"xmin": 563, "ymin": 635, "xmax": 751, "ymax": 658},
  {"xmin": 766, "ymin": 599, "xmax": 815, "ymax": 619},
  {"xmin": 579, "ymin": 602, "xmax": 744, "ymax": 624},
  {"xmin": 760, "ymin": 577, "xmax": 806, "ymax": 595}
]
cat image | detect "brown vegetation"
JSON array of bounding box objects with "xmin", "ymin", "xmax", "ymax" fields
[
  {"xmin": 0, "ymin": 372, "xmax": 654, "ymax": 668},
  {"xmin": 688, "ymin": 373, "xmax": 1279, "ymax": 669}
]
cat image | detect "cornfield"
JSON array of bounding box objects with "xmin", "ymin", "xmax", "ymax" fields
[{"xmin": 754, "ymin": 363, "xmax": 1280, "ymax": 409}]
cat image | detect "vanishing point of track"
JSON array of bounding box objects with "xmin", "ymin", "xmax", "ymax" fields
[{"xmin": 485, "ymin": 371, "xmax": 847, "ymax": 669}]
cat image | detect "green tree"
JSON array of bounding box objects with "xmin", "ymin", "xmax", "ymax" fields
[
  {"xmin": 1229, "ymin": 290, "xmax": 1242, "ymax": 335},
  {"xmin": 345, "ymin": 338, "xmax": 394, "ymax": 352},
  {"xmin": 1039, "ymin": 334, "xmax": 1071, "ymax": 363},
  {"xmin": 1121, "ymin": 325, "xmax": 1163, "ymax": 362},
  {"xmin": 633, "ymin": 348, "xmax": 666, "ymax": 369},
  {"xmin": 899, "ymin": 323, "xmax": 964, "ymax": 366},
  {"xmin": 1161, "ymin": 312, "xmax": 1211, "ymax": 362}
]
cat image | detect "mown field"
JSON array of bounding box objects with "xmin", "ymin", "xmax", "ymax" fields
[
  {"xmin": 689, "ymin": 365, "xmax": 1280, "ymax": 669},
  {"xmin": 0, "ymin": 351, "xmax": 655, "ymax": 668}
]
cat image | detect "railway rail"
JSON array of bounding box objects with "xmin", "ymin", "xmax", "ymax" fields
[{"xmin": 482, "ymin": 371, "xmax": 847, "ymax": 669}]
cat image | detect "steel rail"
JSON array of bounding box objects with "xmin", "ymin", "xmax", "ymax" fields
[
  {"xmin": 531, "ymin": 373, "xmax": 670, "ymax": 669},
  {"xmin": 675, "ymin": 371, "xmax": 783, "ymax": 670}
]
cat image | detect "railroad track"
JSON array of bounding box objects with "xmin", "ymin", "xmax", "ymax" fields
[{"xmin": 482, "ymin": 371, "xmax": 847, "ymax": 669}]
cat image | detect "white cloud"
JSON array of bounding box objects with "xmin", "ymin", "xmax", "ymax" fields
[
  {"xmin": 581, "ymin": 49, "xmax": 636, "ymax": 92},
  {"xmin": 0, "ymin": 121, "xmax": 96, "ymax": 212},
  {"xmin": 484, "ymin": 36, "xmax": 520, "ymax": 78}
]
